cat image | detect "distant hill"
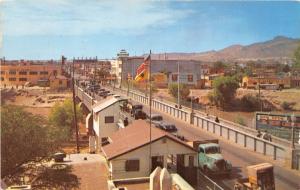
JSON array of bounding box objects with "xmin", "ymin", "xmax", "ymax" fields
[{"xmin": 150, "ymin": 36, "xmax": 300, "ymax": 62}]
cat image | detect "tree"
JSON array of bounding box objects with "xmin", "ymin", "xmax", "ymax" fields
[
  {"xmin": 1, "ymin": 105, "xmax": 60, "ymax": 177},
  {"xmin": 209, "ymin": 76, "xmax": 239, "ymax": 109},
  {"xmin": 282, "ymin": 64, "xmax": 291, "ymax": 73},
  {"xmin": 168, "ymin": 83, "xmax": 190, "ymax": 100},
  {"xmin": 240, "ymin": 94, "xmax": 260, "ymax": 111},
  {"xmin": 213, "ymin": 61, "xmax": 227, "ymax": 71},
  {"xmin": 49, "ymin": 99, "xmax": 83, "ymax": 140},
  {"xmin": 293, "ymin": 43, "xmax": 300, "ymax": 68}
]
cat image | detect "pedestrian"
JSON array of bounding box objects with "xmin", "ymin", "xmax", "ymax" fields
[
  {"xmin": 206, "ymin": 113, "xmax": 209, "ymax": 119},
  {"xmin": 257, "ymin": 130, "xmax": 262, "ymax": 138},
  {"xmin": 124, "ymin": 117, "xmax": 129, "ymax": 127},
  {"xmin": 215, "ymin": 116, "xmax": 220, "ymax": 123}
]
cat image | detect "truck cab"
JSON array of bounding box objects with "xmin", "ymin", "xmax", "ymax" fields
[{"xmin": 198, "ymin": 142, "xmax": 232, "ymax": 175}]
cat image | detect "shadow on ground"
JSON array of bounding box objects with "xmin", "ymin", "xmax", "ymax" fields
[{"xmin": 32, "ymin": 165, "xmax": 80, "ymax": 190}]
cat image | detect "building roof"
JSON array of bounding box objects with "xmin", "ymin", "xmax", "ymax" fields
[
  {"xmin": 92, "ymin": 97, "xmax": 119, "ymax": 113},
  {"xmin": 92, "ymin": 97, "xmax": 126, "ymax": 113},
  {"xmin": 101, "ymin": 120, "xmax": 196, "ymax": 160}
]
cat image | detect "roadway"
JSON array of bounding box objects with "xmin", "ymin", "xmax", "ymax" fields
[{"xmin": 105, "ymin": 90, "xmax": 300, "ymax": 190}]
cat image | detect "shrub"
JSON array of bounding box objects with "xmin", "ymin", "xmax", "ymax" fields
[
  {"xmin": 240, "ymin": 94, "xmax": 260, "ymax": 111},
  {"xmin": 168, "ymin": 83, "xmax": 190, "ymax": 100},
  {"xmin": 281, "ymin": 101, "xmax": 295, "ymax": 110}
]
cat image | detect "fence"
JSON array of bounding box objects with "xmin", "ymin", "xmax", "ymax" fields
[
  {"xmin": 74, "ymin": 86, "xmax": 95, "ymax": 111},
  {"xmin": 106, "ymin": 85, "xmax": 288, "ymax": 162},
  {"xmin": 198, "ymin": 170, "xmax": 224, "ymax": 190}
]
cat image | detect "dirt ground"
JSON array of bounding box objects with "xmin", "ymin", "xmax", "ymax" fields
[
  {"xmin": 1, "ymin": 87, "xmax": 88, "ymax": 152},
  {"xmin": 154, "ymin": 88, "xmax": 300, "ymax": 128}
]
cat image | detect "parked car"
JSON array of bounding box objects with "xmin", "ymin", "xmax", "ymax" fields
[
  {"xmin": 129, "ymin": 104, "xmax": 143, "ymax": 116},
  {"xmin": 147, "ymin": 114, "xmax": 163, "ymax": 126},
  {"xmin": 157, "ymin": 122, "xmax": 177, "ymax": 133},
  {"xmin": 87, "ymin": 84, "xmax": 100, "ymax": 91},
  {"xmin": 98, "ymin": 91, "xmax": 108, "ymax": 97},
  {"xmin": 133, "ymin": 109, "xmax": 147, "ymax": 120}
]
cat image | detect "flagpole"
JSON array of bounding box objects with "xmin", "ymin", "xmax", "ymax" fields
[{"xmin": 149, "ymin": 50, "xmax": 152, "ymax": 174}]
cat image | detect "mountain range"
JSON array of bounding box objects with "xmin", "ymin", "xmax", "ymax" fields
[{"xmin": 150, "ymin": 36, "xmax": 300, "ymax": 62}]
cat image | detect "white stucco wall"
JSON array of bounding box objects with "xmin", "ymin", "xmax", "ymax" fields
[
  {"xmin": 109, "ymin": 137, "xmax": 197, "ymax": 180},
  {"xmin": 93, "ymin": 103, "xmax": 122, "ymax": 149}
]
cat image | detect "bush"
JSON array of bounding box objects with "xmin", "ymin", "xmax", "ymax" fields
[
  {"xmin": 240, "ymin": 94, "xmax": 260, "ymax": 111},
  {"xmin": 168, "ymin": 83, "xmax": 190, "ymax": 100},
  {"xmin": 281, "ymin": 101, "xmax": 295, "ymax": 110}
]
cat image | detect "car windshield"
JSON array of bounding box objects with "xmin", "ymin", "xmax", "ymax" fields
[{"xmin": 205, "ymin": 146, "xmax": 220, "ymax": 154}]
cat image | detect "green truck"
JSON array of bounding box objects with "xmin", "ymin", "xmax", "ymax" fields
[{"xmin": 190, "ymin": 140, "xmax": 232, "ymax": 175}]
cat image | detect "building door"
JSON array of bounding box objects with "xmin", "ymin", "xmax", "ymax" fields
[{"xmin": 152, "ymin": 156, "xmax": 164, "ymax": 171}]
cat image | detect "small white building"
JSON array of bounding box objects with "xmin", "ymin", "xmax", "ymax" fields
[
  {"xmin": 101, "ymin": 120, "xmax": 198, "ymax": 185},
  {"xmin": 90, "ymin": 96, "xmax": 127, "ymax": 151}
]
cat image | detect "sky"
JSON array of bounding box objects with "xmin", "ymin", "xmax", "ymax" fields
[{"xmin": 1, "ymin": 0, "xmax": 300, "ymax": 60}]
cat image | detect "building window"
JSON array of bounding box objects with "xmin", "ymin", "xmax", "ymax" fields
[
  {"xmin": 9, "ymin": 71, "xmax": 16, "ymax": 75},
  {"xmin": 19, "ymin": 78, "xmax": 27, "ymax": 81},
  {"xmin": 125, "ymin": 159, "xmax": 140, "ymax": 171},
  {"xmin": 1, "ymin": 77, "xmax": 4, "ymax": 81},
  {"xmin": 105, "ymin": 116, "xmax": 114, "ymax": 123},
  {"xmin": 19, "ymin": 71, "xmax": 27, "ymax": 75},
  {"xmin": 9, "ymin": 78, "xmax": 16, "ymax": 81},
  {"xmin": 0, "ymin": 71, "xmax": 5, "ymax": 75},
  {"xmin": 59, "ymin": 80, "xmax": 62, "ymax": 85},
  {"xmin": 188, "ymin": 75, "xmax": 193, "ymax": 82},
  {"xmin": 172, "ymin": 74, "xmax": 178, "ymax": 82},
  {"xmin": 40, "ymin": 71, "xmax": 49, "ymax": 75},
  {"xmin": 29, "ymin": 71, "xmax": 38, "ymax": 75},
  {"xmin": 53, "ymin": 70, "xmax": 58, "ymax": 76}
]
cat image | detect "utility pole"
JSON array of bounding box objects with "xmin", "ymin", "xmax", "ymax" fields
[
  {"xmin": 177, "ymin": 62, "xmax": 180, "ymax": 108},
  {"xmin": 258, "ymin": 71, "xmax": 263, "ymax": 112},
  {"xmin": 291, "ymin": 113, "xmax": 295, "ymax": 149},
  {"xmin": 148, "ymin": 51, "xmax": 152, "ymax": 174},
  {"xmin": 93, "ymin": 60, "xmax": 96, "ymax": 98},
  {"xmin": 72, "ymin": 61, "xmax": 80, "ymax": 153}
]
